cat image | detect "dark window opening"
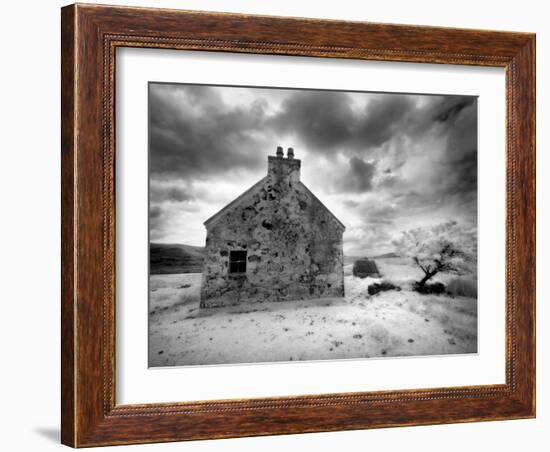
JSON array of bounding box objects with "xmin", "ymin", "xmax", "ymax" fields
[{"xmin": 229, "ymin": 250, "xmax": 247, "ymax": 274}]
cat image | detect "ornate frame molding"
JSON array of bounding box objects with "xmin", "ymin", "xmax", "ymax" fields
[{"xmin": 61, "ymin": 4, "xmax": 535, "ymax": 447}]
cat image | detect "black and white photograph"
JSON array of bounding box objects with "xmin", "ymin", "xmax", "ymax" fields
[{"xmin": 148, "ymin": 82, "xmax": 478, "ymax": 367}]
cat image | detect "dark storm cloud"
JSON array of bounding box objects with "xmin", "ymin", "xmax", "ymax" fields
[
  {"xmin": 271, "ymin": 91, "xmax": 415, "ymax": 155},
  {"xmin": 150, "ymin": 85, "xmax": 476, "ymax": 200},
  {"xmin": 164, "ymin": 186, "xmax": 193, "ymax": 202},
  {"xmin": 339, "ymin": 157, "xmax": 376, "ymax": 193},
  {"xmin": 149, "ymin": 84, "xmax": 268, "ymax": 178},
  {"xmin": 433, "ymin": 96, "xmax": 475, "ymax": 123},
  {"xmin": 150, "ymin": 184, "xmax": 194, "ymax": 203},
  {"xmin": 428, "ymin": 97, "xmax": 478, "ymax": 200},
  {"xmin": 271, "ymin": 91, "xmax": 354, "ymax": 153},
  {"xmin": 403, "ymin": 95, "xmax": 475, "ymax": 138},
  {"xmin": 149, "ymin": 205, "xmax": 162, "ymax": 219},
  {"xmin": 268, "ymin": 91, "xmax": 477, "ymax": 209},
  {"xmin": 370, "ymin": 95, "xmax": 478, "ymax": 207},
  {"xmin": 353, "ymin": 95, "xmax": 415, "ymax": 148}
]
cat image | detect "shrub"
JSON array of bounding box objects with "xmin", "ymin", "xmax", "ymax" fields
[
  {"xmin": 368, "ymin": 281, "xmax": 401, "ymax": 296},
  {"xmin": 446, "ymin": 277, "xmax": 478, "ymax": 298},
  {"xmin": 353, "ymin": 258, "xmax": 380, "ymax": 278},
  {"xmin": 413, "ymin": 281, "xmax": 446, "ymax": 294}
]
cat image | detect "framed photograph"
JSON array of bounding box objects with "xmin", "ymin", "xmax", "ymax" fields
[{"xmin": 61, "ymin": 3, "xmax": 535, "ymax": 447}]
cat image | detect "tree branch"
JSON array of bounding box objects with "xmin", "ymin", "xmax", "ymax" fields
[{"xmin": 413, "ymin": 256, "xmax": 428, "ymax": 274}]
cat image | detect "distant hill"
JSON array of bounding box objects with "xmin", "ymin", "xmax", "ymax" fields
[
  {"xmin": 372, "ymin": 252, "xmax": 400, "ymax": 259},
  {"xmin": 150, "ymin": 243, "xmax": 205, "ymax": 274},
  {"xmin": 344, "ymin": 255, "xmax": 362, "ymax": 266},
  {"xmin": 344, "ymin": 252, "xmax": 399, "ymax": 265}
]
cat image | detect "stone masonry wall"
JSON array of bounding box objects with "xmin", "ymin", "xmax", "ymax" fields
[{"xmin": 200, "ymin": 154, "xmax": 345, "ymax": 308}]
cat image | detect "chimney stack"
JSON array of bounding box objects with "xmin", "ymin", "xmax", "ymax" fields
[
  {"xmin": 287, "ymin": 147, "xmax": 294, "ymax": 159},
  {"xmin": 267, "ymin": 146, "xmax": 301, "ymax": 183}
]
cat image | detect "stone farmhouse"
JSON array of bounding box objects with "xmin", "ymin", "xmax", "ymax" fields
[{"xmin": 200, "ymin": 147, "xmax": 345, "ymax": 308}]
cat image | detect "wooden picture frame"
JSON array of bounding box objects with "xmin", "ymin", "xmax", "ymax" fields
[{"xmin": 61, "ymin": 3, "xmax": 535, "ymax": 447}]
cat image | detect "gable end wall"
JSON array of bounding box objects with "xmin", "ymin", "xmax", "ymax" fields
[{"xmin": 200, "ymin": 169, "xmax": 344, "ymax": 307}]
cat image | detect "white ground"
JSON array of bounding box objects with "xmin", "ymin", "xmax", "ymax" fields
[{"xmin": 149, "ymin": 258, "xmax": 477, "ymax": 367}]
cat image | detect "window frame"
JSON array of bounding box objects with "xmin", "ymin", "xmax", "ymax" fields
[{"xmin": 228, "ymin": 250, "xmax": 247, "ymax": 274}]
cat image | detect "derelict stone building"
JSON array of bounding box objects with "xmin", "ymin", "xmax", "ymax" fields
[{"xmin": 200, "ymin": 147, "xmax": 345, "ymax": 308}]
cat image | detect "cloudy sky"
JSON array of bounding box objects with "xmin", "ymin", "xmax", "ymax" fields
[{"xmin": 149, "ymin": 82, "xmax": 477, "ymax": 256}]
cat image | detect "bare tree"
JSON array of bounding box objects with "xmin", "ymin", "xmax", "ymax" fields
[{"xmin": 393, "ymin": 221, "xmax": 476, "ymax": 290}]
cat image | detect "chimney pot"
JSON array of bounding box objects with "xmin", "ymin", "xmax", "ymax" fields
[
  {"xmin": 276, "ymin": 146, "xmax": 284, "ymax": 158},
  {"xmin": 287, "ymin": 147, "xmax": 294, "ymax": 159}
]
